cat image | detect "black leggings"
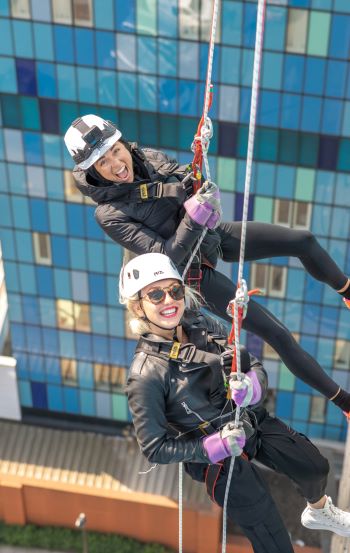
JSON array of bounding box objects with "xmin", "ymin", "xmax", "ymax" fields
[
  {"xmin": 211, "ymin": 413, "xmax": 329, "ymax": 553},
  {"xmin": 201, "ymin": 222, "xmax": 348, "ymax": 398}
]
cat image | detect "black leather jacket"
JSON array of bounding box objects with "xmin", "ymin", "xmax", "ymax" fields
[
  {"xmin": 126, "ymin": 310, "xmax": 268, "ymax": 480},
  {"xmin": 73, "ymin": 146, "xmax": 222, "ymax": 270}
]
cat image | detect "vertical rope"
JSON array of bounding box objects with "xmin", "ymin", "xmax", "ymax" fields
[
  {"xmin": 178, "ymin": 462, "xmax": 183, "ymax": 553},
  {"xmin": 221, "ymin": 2, "xmax": 267, "ymax": 553}
]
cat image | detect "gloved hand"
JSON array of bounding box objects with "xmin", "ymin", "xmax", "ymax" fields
[
  {"xmin": 230, "ymin": 371, "xmax": 262, "ymax": 407},
  {"xmin": 203, "ymin": 423, "xmax": 246, "ymax": 464},
  {"xmin": 184, "ymin": 181, "xmax": 222, "ymax": 229}
]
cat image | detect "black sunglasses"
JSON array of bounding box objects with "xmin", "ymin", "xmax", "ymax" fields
[{"xmin": 141, "ymin": 283, "xmax": 185, "ymax": 305}]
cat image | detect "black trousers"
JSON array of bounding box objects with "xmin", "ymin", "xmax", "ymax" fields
[
  {"xmin": 209, "ymin": 414, "xmax": 329, "ymax": 553},
  {"xmin": 201, "ymin": 221, "xmax": 348, "ymax": 399}
]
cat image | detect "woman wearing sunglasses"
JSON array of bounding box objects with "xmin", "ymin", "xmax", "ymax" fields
[
  {"xmin": 120, "ymin": 252, "xmax": 350, "ymax": 553},
  {"xmin": 64, "ymin": 114, "xmax": 350, "ymax": 417}
]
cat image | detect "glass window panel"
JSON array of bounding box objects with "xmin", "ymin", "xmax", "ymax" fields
[
  {"xmin": 31, "ymin": 0, "xmax": 51, "ymax": 21},
  {"xmin": 220, "ymin": 46, "xmax": 240, "ymax": 85},
  {"xmin": 259, "ymin": 91, "xmax": 280, "ymax": 127},
  {"xmin": 1, "ymin": 94, "xmax": 20, "ymax": 127},
  {"xmin": 77, "ymin": 67, "xmax": 96, "ymax": 103},
  {"xmin": 54, "ymin": 268, "xmax": 71, "ymax": 299},
  {"xmin": 56, "ymin": 64, "xmax": 77, "ymax": 101},
  {"xmin": 74, "ymin": 303, "xmax": 90, "ymax": 332},
  {"xmin": 75, "ymin": 28, "xmax": 95, "ymax": 66},
  {"xmin": 33, "ymin": 232, "xmax": 52, "ymax": 265},
  {"xmin": 321, "ymin": 99, "xmax": 342, "ymax": 135},
  {"xmin": 27, "ymin": 166, "xmax": 46, "ymax": 197},
  {"xmin": 0, "ymin": 57, "xmax": 17, "ymax": 94},
  {"xmin": 111, "ymin": 366, "xmax": 127, "ymax": 391},
  {"xmin": 264, "ymin": 6, "xmax": 286, "ymax": 51},
  {"xmin": 97, "ymin": 69, "xmax": 116, "ymax": 107},
  {"xmin": 158, "ymin": 39, "xmax": 177, "ymax": 77},
  {"xmin": 16, "ymin": 59, "xmax": 36, "ymax": 96},
  {"xmin": 11, "ymin": 0, "xmax": 30, "ymax": 18},
  {"xmin": 179, "ymin": 40, "xmax": 199, "ymax": 80},
  {"xmin": 73, "ymin": 0, "xmax": 93, "ymax": 26},
  {"xmin": 115, "ymin": 0, "xmax": 135, "ymax": 33},
  {"xmin": 71, "ymin": 270, "xmax": 89, "ymax": 302},
  {"xmin": 116, "ymin": 33, "xmax": 136, "ymax": 72},
  {"xmin": 64, "ymin": 170, "xmax": 83, "ymax": 202},
  {"xmin": 329, "ymin": 15, "xmax": 350, "ymax": 60},
  {"xmin": 262, "ymin": 52, "xmax": 283, "ymax": 90},
  {"xmin": 269, "ymin": 266, "xmax": 287, "ymax": 298},
  {"xmin": 222, "ymin": 0, "xmax": 241, "ymax": 46},
  {"xmin": 307, "ymin": 11, "xmax": 330, "ymax": 57},
  {"xmin": 37, "ymin": 62, "xmax": 57, "ymax": 98},
  {"xmin": 138, "ymin": 74, "xmax": 157, "ymax": 112},
  {"xmin": 159, "ymin": 78, "xmax": 177, "ymax": 114},
  {"xmin": 251, "ymin": 263, "xmax": 268, "ymax": 290},
  {"xmin": 293, "ymin": 202, "xmax": 311, "ymax": 229},
  {"xmin": 286, "ymin": 8, "xmax": 308, "ymax": 53},
  {"xmin": 200, "ymin": 0, "xmax": 221, "ymax": 42},
  {"xmin": 54, "ymin": 26, "xmax": 74, "ymax": 64},
  {"xmin": 137, "ymin": 36, "xmax": 156, "ymax": 74},
  {"xmin": 283, "ymin": 55, "xmax": 304, "ymax": 93},
  {"xmin": 61, "ymin": 358, "xmax": 77, "ymax": 386},
  {"xmin": 300, "ymin": 96, "xmax": 321, "ymax": 133},
  {"xmin": 57, "ymin": 300, "xmax": 74, "ymax": 329},
  {"xmin": 179, "ymin": 0, "xmax": 199, "ymax": 40},
  {"xmin": 4, "ymin": 129, "xmax": 24, "ymax": 162},
  {"xmin": 96, "ymin": 31, "xmax": 115, "ymax": 68},
  {"xmin": 158, "ymin": 0, "xmax": 177, "ymax": 37},
  {"xmin": 326, "ymin": 61, "xmax": 347, "ymax": 98},
  {"xmin": 0, "ymin": 19, "xmax": 13, "ymax": 56},
  {"xmin": 280, "ymin": 94, "xmax": 301, "ymax": 131},
  {"xmin": 179, "ymin": 79, "xmax": 199, "ymax": 117},
  {"xmin": 34, "ymin": 23, "xmax": 54, "ymax": 61},
  {"xmin": 310, "ymin": 397, "xmax": 325, "ymax": 423},
  {"xmin": 117, "ymin": 72, "xmax": 136, "ymax": 109},
  {"xmin": 52, "ymin": 0, "xmax": 72, "ymax": 24},
  {"xmin": 20, "ymin": 97, "xmax": 40, "ymax": 130},
  {"xmin": 243, "ymin": 2, "xmax": 257, "ymax": 49},
  {"xmin": 94, "ymin": 363, "xmax": 110, "ymax": 390},
  {"xmin": 274, "ymin": 199, "xmax": 292, "ymax": 226},
  {"xmin": 136, "ymin": 0, "xmax": 156, "ymax": 36},
  {"xmin": 219, "ymin": 85, "xmax": 239, "ymax": 122},
  {"xmin": 334, "ymin": 340, "xmax": 350, "ymax": 369},
  {"xmin": 304, "ymin": 57, "xmax": 325, "ymax": 96},
  {"xmin": 94, "ymin": 0, "xmax": 113, "ymax": 29}
]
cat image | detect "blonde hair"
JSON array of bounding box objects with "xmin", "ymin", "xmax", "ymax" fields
[{"xmin": 125, "ymin": 285, "xmax": 202, "ymax": 337}]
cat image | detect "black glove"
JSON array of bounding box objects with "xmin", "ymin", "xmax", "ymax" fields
[
  {"xmin": 220, "ymin": 346, "xmax": 251, "ymax": 377},
  {"xmin": 331, "ymin": 388, "xmax": 350, "ymax": 412}
]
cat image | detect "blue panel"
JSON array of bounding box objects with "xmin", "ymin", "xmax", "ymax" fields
[
  {"xmin": 287, "ymin": 269, "xmax": 305, "ymax": 301},
  {"xmin": 30, "ymin": 199, "xmax": 49, "ymax": 232},
  {"xmin": 259, "ymin": 91, "xmax": 280, "ymax": 127},
  {"xmin": 47, "ymin": 384, "xmax": 64, "ymax": 411},
  {"xmin": 304, "ymin": 58, "xmax": 325, "ymax": 96},
  {"xmin": 36, "ymin": 62, "xmax": 57, "ymax": 98},
  {"xmin": 54, "ymin": 26, "xmax": 74, "ymax": 63},
  {"xmin": 283, "ymin": 55, "xmax": 304, "ymax": 93},
  {"xmin": 31, "ymin": 0, "xmax": 51, "ymax": 21},
  {"xmin": 93, "ymin": 335, "xmax": 109, "ymax": 363},
  {"xmin": 59, "ymin": 330, "xmax": 76, "ymax": 358},
  {"xmin": 240, "ymin": 49, "xmax": 254, "ymax": 88},
  {"xmin": 125, "ymin": 338, "xmax": 138, "ymax": 365},
  {"xmin": 15, "ymin": 230, "xmax": 33, "ymax": 262},
  {"xmin": 3, "ymin": 261, "xmax": 19, "ymax": 291},
  {"xmin": 42, "ymin": 328, "xmax": 59, "ymax": 355},
  {"xmin": 48, "ymin": 201, "xmax": 66, "ymax": 234},
  {"xmin": 80, "ymin": 390, "xmax": 95, "ymax": 416},
  {"xmin": 85, "ymin": 206, "xmax": 105, "ymax": 240},
  {"xmin": 109, "ymin": 337, "xmax": 127, "ymax": 365},
  {"xmin": 11, "ymin": 323, "xmax": 26, "ymax": 349},
  {"xmin": 96, "ymin": 31, "xmax": 115, "ymax": 68},
  {"xmin": 39, "ymin": 298, "xmax": 56, "ymax": 327},
  {"xmin": 315, "ymin": 171, "xmax": 334, "ymax": 204},
  {"xmin": 280, "ymin": 93, "xmax": 301, "ymax": 130},
  {"xmin": 115, "ymin": 0, "xmax": 135, "ymax": 32},
  {"xmin": 31, "ymin": 381, "xmax": 48, "ymax": 409},
  {"xmin": 63, "ymin": 387, "xmax": 79, "ymax": 414},
  {"xmin": 96, "ymin": 391, "xmax": 111, "ymax": 418},
  {"xmin": 243, "ymin": 2, "xmax": 257, "ymax": 49},
  {"xmin": 275, "ymin": 391, "xmax": 293, "ymax": 418},
  {"xmin": 158, "ymin": 0, "xmax": 177, "ymax": 37},
  {"xmin": 16, "ymin": 352, "xmax": 28, "ymax": 378},
  {"xmin": 75, "ymin": 29, "xmax": 95, "ymax": 66},
  {"xmin": 320, "ymin": 307, "xmax": 339, "ymax": 338},
  {"xmin": 117, "ymin": 33, "xmax": 136, "ymax": 71},
  {"xmin": 91, "ymin": 305, "xmax": 108, "ymax": 334},
  {"xmin": 108, "ymin": 307, "xmax": 125, "ymax": 337},
  {"xmin": 326, "ymin": 61, "xmax": 347, "ymax": 98},
  {"xmin": 78, "ymin": 362, "xmax": 94, "ymax": 389},
  {"xmin": 158, "ymin": 39, "xmax": 177, "ymax": 77},
  {"xmin": 0, "ymin": 57, "xmax": 17, "ymax": 93},
  {"xmin": 159, "ymin": 78, "xmax": 177, "ymax": 114},
  {"xmin": 87, "ymin": 241, "xmax": 104, "ymax": 273},
  {"xmin": 37, "ymin": 267, "xmax": 54, "ymax": 297},
  {"xmin": 69, "ymin": 239, "xmax": 87, "ymax": 271},
  {"xmin": 97, "ymin": 70, "xmax": 116, "ymax": 106},
  {"xmin": 57, "ymin": 64, "xmax": 76, "ymax": 101},
  {"xmin": 94, "ymin": 0, "xmax": 114, "ymax": 29},
  {"xmin": 29, "ymin": 353, "xmax": 45, "ymax": 379},
  {"xmin": 222, "ymin": 1, "xmax": 242, "ymax": 45},
  {"xmin": 51, "ymin": 236, "xmax": 69, "ymax": 268},
  {"xmin": 43, "ymin": 136, "xmax": 61, "ymax": 168},
  {"xmin": 137, "ymin": 36, "xmax": 156, "ymax": 74},
  {"xmin": 0, "ymin": 163, "xmax": 7, "ymax": 192},
  {"xmin": 67, "ymin": 204, "xmax": 85, "ymax": 237},
  {"xmin": 264, "ymin": 6, "xmax": 286, "ymax": 50},
  {"xmin": 179, "ymin": 80, "xmax": 199, "ymax": 117},
  {"xmin": 71, "ymin": 271, "xmax": 89, "ymax": 302},
  {"xmin": 0, "ymin": 229, "xmax": 16, "ymax": 261},
  {"xmin": 77, "ymin": 67, "xmax": 96, "ymax": 103},
  {"xmin": 117, "ymin": 72, "xmax": 137, "ymax": 109},
  {"xmin": 46, "ymin": 169, "xmax": 64, "ymax": 199},
  {"xmin": 27, "ymin": 166, "xmax": 46, "ymax": 197},
  {"xmin": 105, "ymin": 242, "xmax": 122, "ymax": 275},
  {"xmin": 321, "ymin": 99, "xmax": 342, "ymax": 135},
  {"xmin": 305, "ymin": 274, "xmax": 323, "ymax": 304},
  {"xmin": 33, "ymin": 23, "xmax": 54, "ymax": 61},
  {"xmin": 23, "ymin": 132, "xmax": 43, "ymax": 165},
  {"xmin": 293, "ymin": 394, "xmax": 310, "ymax": 420},
  {"xmin": 138, "ymin": 75, "xmax": 157, "ymax": 112},
  {"xmin": 311, "ymin": 205, "xmax": 331, "ymax": 236},
  {"xmin": 19, "ymin": 264, "xmax": 37, "ymax": 294},
  {"xmin": 220, "ymin": 46, "xmax": 240, "ymax": 85},
  {"xmin": 12, "ymin": 21, "xmax": 33, "ymax": 58},
  {"xmin": 18, "ymin": 380, "xmax": 32, "ymax": 407},
  {"xmin": 0, "ymin": 19, "xmax": 13, "ymax": 55},
  {"xmin": 301, "ymin": 303, "xmax": 320, "ymax": 335},
  {"xmin": 262, "ymin": 52, "xmax": 283, "ymax": 90},
  {"xmin": 75, "ymin": 333, "xmax": 93, "ymax": 361},
  {"xmin": 0, "ymin": 194, "xmax": 12, "ymax": 226},
  {"xmin": 8, "ymin": 293, "xmax": 23, "ymax": 323},
  {"xmin": 300, "ymin": 96, "xmax": 322, "ymax": 132},
  {"xmin": 89, "ymin": 274, "xmax": 106, "ymax": 305},
  {"xmin": 331, "ymin": 208, "xmax": 350, "ymax": 240},
  {"xmin": 54, "ymin": 268, "xmax": 71, "ymax": 299},
  {"xmin": 329, "ymin": 15, "xmax": 350, "ymax": 59},
  {"xmin": 0, "ymin": 1, "xmax": 9, "ymax": 15},
  {"xmin": 22, "ymin": 295, "xmax": 40, "ymax": 324}
]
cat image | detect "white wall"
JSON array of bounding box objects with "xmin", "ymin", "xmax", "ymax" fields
[{"xmin": 0, "ymin": 356, "xmax": 21, "ymax": 421}]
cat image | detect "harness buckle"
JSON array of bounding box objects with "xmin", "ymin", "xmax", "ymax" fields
[
  {"xmin": 139, "ymin": 183, "xmax": 148, "ymax": 200},
  {"xmin": 169, "ymin": 341, "xmax": 181, "ymax": 359},
  {"xmin": 198, "ymin": 421, "xmax": 210, "ymax": 435},
  {"xmin": 154, "ymin": 181, "xmax": 163, "ymax": 198},
  {"xmin": 179, "ymin": 343, "xmax": 197, "ymax": 363}
]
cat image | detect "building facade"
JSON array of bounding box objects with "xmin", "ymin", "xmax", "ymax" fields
[{"xmin": 0, "ymin": 0, "xmax": 349, "ymax": 439}]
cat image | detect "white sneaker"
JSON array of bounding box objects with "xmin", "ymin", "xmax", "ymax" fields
[{"xmin": 301, "ymin": 496, "xmax": 350, "ymax": 537}]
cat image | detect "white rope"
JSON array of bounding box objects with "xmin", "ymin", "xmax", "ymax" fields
[
  {"xmin": 179, "ymin": 462, "xmax": 183, "ymax": 553},
  {"xmin": 221, "ymin": 2, "xmax": 267, "ymax": 553}
]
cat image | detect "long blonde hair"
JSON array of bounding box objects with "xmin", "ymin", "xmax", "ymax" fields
[{"xmin": 125, "ymin": 285, "xmax": 202, "ymax": 337}]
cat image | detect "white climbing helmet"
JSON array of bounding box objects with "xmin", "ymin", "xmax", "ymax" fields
[
  {"xmin": 119, "ymin": 253, "xmax": 183, "ymax": 303},
  {"xmin": 64, "ymin": 114, "xmax": 122, "ymax": 170}
]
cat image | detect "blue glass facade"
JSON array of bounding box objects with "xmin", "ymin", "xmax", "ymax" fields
[{"xmin": 0, "ymin": 0, "xmax": 349, "ymax": 439}]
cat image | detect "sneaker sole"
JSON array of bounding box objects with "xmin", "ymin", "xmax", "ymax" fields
[{"xmin": 302, "ymin": 521, "xmax": 350, "ymax": 537}]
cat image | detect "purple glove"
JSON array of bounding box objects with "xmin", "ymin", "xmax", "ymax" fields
[
  {"xmin": 230, "ymin": 371, "xmax": 262, "ymax": 407},
  {"xmin": 203, "ymin": 424, "xmax": 246, "ymax": 464},
  {"xmin": 184, "ymin": 181, "xmax": 222, "ymax": 229}
]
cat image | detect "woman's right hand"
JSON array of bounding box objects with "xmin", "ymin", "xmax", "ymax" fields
[{"xmin": 184, "ymin": 180, "xmax": 222, "ymax": 229}]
